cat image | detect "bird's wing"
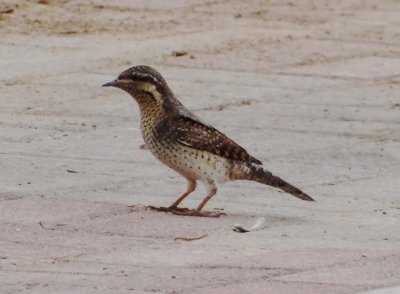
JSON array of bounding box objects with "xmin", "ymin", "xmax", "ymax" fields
[{"xmin": 165, "ymin": 115, "xmax": 262, "ymax": 165}]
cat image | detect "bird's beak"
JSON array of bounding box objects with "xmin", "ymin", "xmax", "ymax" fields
[{"xmin": 102, "ymin": 79, "xmax": 119, "ymax": 87}]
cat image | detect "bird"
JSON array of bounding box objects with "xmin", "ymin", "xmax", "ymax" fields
[{"xmin": 103, "ymin": 65, "xmax": 314, "ymax": 217}]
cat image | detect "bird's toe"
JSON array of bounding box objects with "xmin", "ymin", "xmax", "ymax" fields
[
  {"xmin": 146, "ymin": 205, "xmax": 225, "ymax": 217},
  {"xmin": 173, "ymin": 209, "xmax": 226, "ymax": 218}
]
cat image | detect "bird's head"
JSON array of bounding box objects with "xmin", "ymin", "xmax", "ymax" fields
[{"xmin": 102, "ymin": 65, "xmax": 170, "ymax": 104}]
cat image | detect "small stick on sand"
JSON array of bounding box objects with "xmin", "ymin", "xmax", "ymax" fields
[{"xmin": 175, "ymin": 234, "xmax": 208, "ymax": 242}]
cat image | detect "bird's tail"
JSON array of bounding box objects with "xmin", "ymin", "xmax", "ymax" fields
[{"xmin": 231, "ymin": 163, "xmax": 314, "ymax": 201}]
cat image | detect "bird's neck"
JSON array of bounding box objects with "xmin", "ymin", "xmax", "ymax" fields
[
  {"xmin": 131, "ymin": 92, "xmax": 162, "ymax": 117},
  {"xmin": 136, "ymin": 98, "xmax": 164, "ymax": 143}
]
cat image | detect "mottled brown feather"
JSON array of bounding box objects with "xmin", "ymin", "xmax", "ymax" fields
[{"xmin": 157, "ymin": 115, "xmax": 262, "ymax": 165}]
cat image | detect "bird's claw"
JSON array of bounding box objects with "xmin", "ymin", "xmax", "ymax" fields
[
  {"xmin": 146, "ymin": 205, "xmax": 189, "ymax": 213},
  {"xmin": 146, "ymin": 206, "xmax": 225, "ymax": 218},
  {"xmin": 172, "ymin": 208, "xmax": 225, "ymax": 218}
]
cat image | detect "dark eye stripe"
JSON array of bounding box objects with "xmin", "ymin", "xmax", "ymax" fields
[{"xmin": 134, "ymin": 75, "xmax": 162, "ymax": 87}]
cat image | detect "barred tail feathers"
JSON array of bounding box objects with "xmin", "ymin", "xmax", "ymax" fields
[{"xmin": 232, "ymin": 163, "xmax": 314, "ymax": 201}]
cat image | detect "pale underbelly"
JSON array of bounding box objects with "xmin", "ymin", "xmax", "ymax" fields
[{"xmin": 147, "ymin": 139, "xmax": 231, "ymax": 183}]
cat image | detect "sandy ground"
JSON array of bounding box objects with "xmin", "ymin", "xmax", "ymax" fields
[{"xmin": 1, "ymin": 0, "xmax": 400, "ymax": 293}]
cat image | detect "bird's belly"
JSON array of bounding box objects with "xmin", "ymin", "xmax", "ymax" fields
[{"xmin": 147, "ymin": 139, "xmax": 231, "ymax": 183}]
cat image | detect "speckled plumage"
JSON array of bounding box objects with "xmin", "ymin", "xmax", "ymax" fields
[{"xmin": 103, "ymin": 65, "xmax": 314, "ymax": 216}]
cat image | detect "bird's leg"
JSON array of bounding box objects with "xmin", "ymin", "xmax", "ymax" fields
[
  {"xmin": 196, "ymin": 180, "xmax": 217, "ymax": 212},
  {"xmin": 167, "ymin": 179, "xmax": 197, "ymax": 211},
  {"xmin": 172, "ymin": 180, "xmax": 225, "ymax": 217},
  {"xmin": 148, "ymin": 179, "xmax": 225, "ymax": 217},
  {"xmin": 147, "ymin": 178, "xmax": 196, "ymax": 213}
]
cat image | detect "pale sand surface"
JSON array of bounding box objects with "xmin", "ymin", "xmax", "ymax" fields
[{"xmin": 1, "ymin": 1, "xmax": 399, "ymax": 293}]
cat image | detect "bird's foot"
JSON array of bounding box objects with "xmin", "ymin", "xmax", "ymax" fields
[
  {"xmin": 146, "ymin": 205, "xmax": 189, "ymax": 213},
  {"xmin": 173, "ymin": 209, "xmax": 226, "ymax": 218},
  {"xmin": 146, "ymin": 206, "xmax": 225, "ymax": 218}
]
